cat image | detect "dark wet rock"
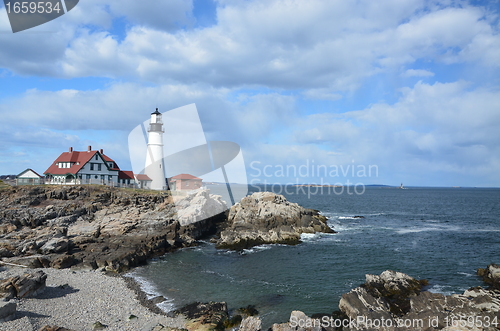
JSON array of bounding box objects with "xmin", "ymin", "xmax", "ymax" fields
[
  {"xmin": 150, "ymin": 295, "xmax": 166, "ymax": 305},
  {"xmin": 216, "ymin": 192, "xmax": 335, "ymax": 250},
  {"xmin": 237, "ymin": 305, "xmax": 259, "ymax": 317},
  {"xmin": 224, "ymin": 314, "xmax": 243, "ymax": 328}
]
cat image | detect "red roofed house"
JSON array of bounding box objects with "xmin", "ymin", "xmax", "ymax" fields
[
  {"xmin": 168, "ymin": 174, "xmax": 202, "ymax": 191},
  {"xmin": 44, "ymin": 146, "xmax": 152, "ymax": 188},
  {"xmin": 44, "ymin": 146, "xmax": 121, "ymax": 185},
  {"xmin": 118, "ymin": 170, "xmax": 135, "ymax": 187}
]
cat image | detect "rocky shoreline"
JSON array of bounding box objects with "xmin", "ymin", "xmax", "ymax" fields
[
  {"xmin": 1, "ymin": 263, "xmax": 499, "ymax": 331},
  {"xmin": 0, "ymin": 185, "xmax": 333, "ymax": 272}
]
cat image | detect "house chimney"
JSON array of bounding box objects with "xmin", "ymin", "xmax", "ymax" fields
[
  {"xmin": 69, "ymin": 147, "xmax": 73, "ymax": 152},
  {"xmin": 87, "ymin": 145, "xmax": 92, "ymax": 152},
  {"xmin": 100, "ymin": 149, "xmax": 103, "ymax": 154}
]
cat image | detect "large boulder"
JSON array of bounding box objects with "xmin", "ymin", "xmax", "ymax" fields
[
  {"xmin": 173, "ymin": 189, "xmax": 227, "ymax": 227},
  {"xmin": 40, "ymin": 237, "xmax": 69, "ymax": 254},
  {"xmin": 0, "ymin": 270, "xmax": 47, "ymax": 300},
  {"xmin": 239, "ymin": 316, "xmax": 262, "ymax": 331},
  {"xmin": 216, "ymin": 192, "xmax": 334, "ymax": 250}
]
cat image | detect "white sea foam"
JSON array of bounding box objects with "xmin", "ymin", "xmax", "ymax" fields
[
  {"xmin": 396, "ymin": 225, "xmax": 461, "ymax": 234},
  {"xmin": 241, "ymin": 244, "xmax": 273, "ymax": 254},
  {"xmin": 428, "ymin": 284, "xmax": 456, "ymax": 296},
  {"xmin": 125, "ymin": 270, "xmax": 165, "ymax": 300},
  {"xmin": 457, "ymin": 271, "xmax": 475, "ymax": 277},
  {"xmin": 300, "ymin": 233, "xmax": 321, "ymax": 241},
  {"xmin": 157, "ymin": 298, "xmax": 177, "ymax": 312}
]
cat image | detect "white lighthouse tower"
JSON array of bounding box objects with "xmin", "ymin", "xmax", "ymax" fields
[{"xmin": 144, "ymin": 108, "xmax": 166, "ymax": 190}]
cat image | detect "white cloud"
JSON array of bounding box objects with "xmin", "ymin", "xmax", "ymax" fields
[
  {"xmin": 2, "ymin": 0, "xmax": 499, "ymax": 92},
  {"xmin": 287, "ymin": 81, "xmax": 500, "ymax": 186},
  {"xmin": 402, "ymin": 69, "xmax": 435, "ymax": 77}
]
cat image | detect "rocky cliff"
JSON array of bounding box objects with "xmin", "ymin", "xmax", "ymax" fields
[
  {"xmin": 216, "ymin": 192, "xmax": 335, "ymax": 250},
  {"xmin": 0, "ymin": 185, "xmax": 227, "ymax": 272}
]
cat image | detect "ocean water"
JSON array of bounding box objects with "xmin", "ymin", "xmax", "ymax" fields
[{"xmin": 127, "ymin": 186, "xmax": 500, "ymax": 327}]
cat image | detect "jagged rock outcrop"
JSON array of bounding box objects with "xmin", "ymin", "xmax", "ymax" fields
[
  {"xmin": 170, "ymin": 301, "xmax": 229, "ymax": 331},
  {"xmin": 216, "ymin": 192, "xmax": 335, "ymax": 250},
  {"xmin": 0, "ymin": 270, "xmax": 47, "ymax": 300},
  {"xmin": 239, "ymin": 316, "xmax": 262, "ymax": 331},
  {"xmin": 0, "ymin": 185, "xmax": 227, "ymax": 272},
  {"xmin": 271, "ymin": 311, "xmax": 323, "ymax": 331},
  {"xmin": 478, "ymin": 264, "xmax": 500, "ymax": 290},
  {"xmin": 338, "ymin": 269, "xmax": 500, "ymax": 331}
]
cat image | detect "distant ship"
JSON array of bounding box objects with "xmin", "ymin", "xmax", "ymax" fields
[{"xmin": 399, "ymin": 183, "xmax": 406, "ymax": 189}]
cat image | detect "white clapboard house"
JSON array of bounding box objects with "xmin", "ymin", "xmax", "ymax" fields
[{"xmin": 16, "ymin": 169, "xmax": 44, "ymax": 185}]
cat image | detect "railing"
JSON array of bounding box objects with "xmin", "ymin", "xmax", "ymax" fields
[
  {"xmin": 15, "ymin": 178, "xmax": 158, "ymax": 191},
  {"xmin": 43, "ymin": 178, "xmax": 139, "ymax": 188}
]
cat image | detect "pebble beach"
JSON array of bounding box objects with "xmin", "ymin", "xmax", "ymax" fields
[{"xmin": 0, "ymin": 266, "xmax": 185, "ymax": 331}]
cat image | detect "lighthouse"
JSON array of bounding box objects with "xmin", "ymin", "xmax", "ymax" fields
[{"xmin": 144, "ymin": 108, "xmax": 166, "ymax": 190}]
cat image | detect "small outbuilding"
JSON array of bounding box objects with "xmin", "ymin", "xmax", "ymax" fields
[
  {"xmin": 16, "ymin": 168, "xmax": 44, "ymax": 185},
  {"xmin": 135, "ymin": 174, "xmax": 152, "ymax": 189},
  {"xmin": 168, "ymin": 174, "xmax": 202, "ymax": 191}
]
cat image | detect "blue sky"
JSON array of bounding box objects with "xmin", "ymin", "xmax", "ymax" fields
[{"xmin": 1, "ymin": 0, "xmax": 500, "ymax": 187}]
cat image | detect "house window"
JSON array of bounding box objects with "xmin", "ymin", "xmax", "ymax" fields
[
  {"xmin": 100, "ymin": 175, "xmax": 105, "ymax": 180},
  {"xmin": 86, "ymin": 174, "xmax": 91, "ymax": 179},
  {"xmin": 90, "ymin": 163, "xmax": 94, "ymax": 171},
  {"xmin": 98, "ymin": 164, "xmax": 102, "ymax": 171},
  {"xmin": 108, "ymin": 175, "xmax": 112, "ymax": 181},
  {"xmin": 94, "ymin": 175, "xmax": 98, "ymax": 179},
  {"xmin": 109, "ymin": 163, "xmax": 113, "ymax": 168},
  {"xmin": 95, "ymin": 155, "xmax": 98, "ymax": 160}
]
